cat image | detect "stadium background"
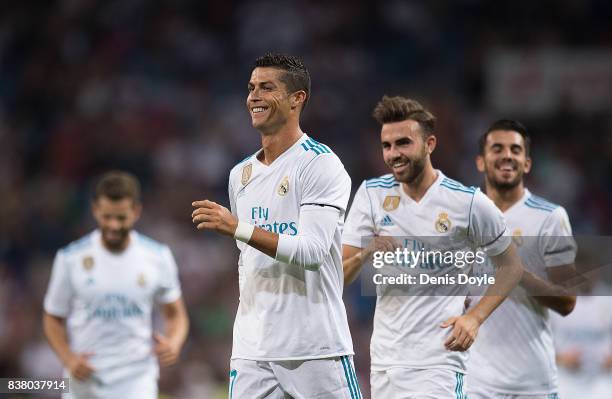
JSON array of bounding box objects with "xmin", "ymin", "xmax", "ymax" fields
[{"xmin": 1, "ymin": 1, "xmax": 611, "ymax": 398}]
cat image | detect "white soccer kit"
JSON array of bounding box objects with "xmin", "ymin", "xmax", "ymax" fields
[
  {"xmin": 227, "ymin": 134, "xmax": 358, "ymax": 397},
  {"xmin": 552, "ymin": 294, "xmax": 612, "ymax": 399},
  {"xmin": 44, "ymin": 229, "xmax": 182, "ymax": 399},
  {"xmin": 342, "ymin": 170, "xmax": 510, "ymax": 397},
  {"xmin": 467, "ymin": 189, "xmax": 576, "ymax": 397}
]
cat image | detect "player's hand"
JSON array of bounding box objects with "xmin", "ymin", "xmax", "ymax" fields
[
  {"xmin": 364, "ymin": 236, "xmax": 398, "ymax": 258},
  {"xmin": 556, "ymin": 350, "xmax": 582, "ymax": 371},
  {"xmin": 440, "ymin": 313, "xmax": 481, "ymax": 352},
  {"xmin": 67, "ymin": 352, "xmax": 95, "ymax": 381},
  {"xmin": 191, "ymin": 200, "xmax": 238, "ymax": 237},
  {"xmin": 154, "ymin": 332, "xmax": 181, "ymax": 367},
  {"xmin": 603, "ymin": 354, "xmax": 612, "ymax": 371}
]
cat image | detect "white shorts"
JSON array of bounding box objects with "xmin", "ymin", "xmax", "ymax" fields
[
  {"xmin": 370, "ymin": 368, "xmax": 466, "ymax": 399},
  {"xmin": 467, "ymin": 384, "xmax": 559, "ymax": 399},
  {"xmin": 62, "ymin": 372, "xmax": 157, "ymax": 399},
  {"xmin": 229, "ymin": 356, "xmax": 362, "ymax": 399}
]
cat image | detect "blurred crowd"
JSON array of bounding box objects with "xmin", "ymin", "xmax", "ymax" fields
[{"xmin": 1, "ymin": 1, "xmax": 611, "ymax": 397}]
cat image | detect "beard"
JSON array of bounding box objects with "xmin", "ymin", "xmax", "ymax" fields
[
  {"xmin": 485, "ymin": 166, "xmax": 523, "ymax": 191},
  {"xmin": 101, "ymin": 228, "xmax": 130, "ymax": 251},
  {"xmin": 399, "ymin": 156, "xmax": 426, "ymax": 184},
  {"xmin": 389, "ymin": 148, "xmax": 428, "ymax": 185}
]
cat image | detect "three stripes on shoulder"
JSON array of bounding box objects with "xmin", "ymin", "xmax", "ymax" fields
[
  {"xmin": 301, "ymin": 138, "xmax": 332, "ymax": 155},
  {"xmin": 366, "ymin": 175, "xmax": 399, "ymax": 189}
]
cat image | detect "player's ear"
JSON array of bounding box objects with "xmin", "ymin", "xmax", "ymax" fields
[
  {"xmin": 290, "ymin": 90, "xmax": 307, "ymax": 110},
  {"xmin": 91, "ymin": 199, "xmax": 101, "ymax": 220},
  {"xmin": 425, "ymin": 134, "xmax": 436, "ymax": 154},
  {"xmin": 475, "ymin": 155, "xmax": 485, "ymax": 172},
  {"xmin": 524, "ymin": 156, "xmax": 532, "ymax": 174},
  {"xmin": 132, "ymin": 202, "xmax": 143, "ymax": 222}
]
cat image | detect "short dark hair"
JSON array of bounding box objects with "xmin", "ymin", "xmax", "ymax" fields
[
  {"xmin": 372, "ymin": 96, "xmax": 436, "ymax": 136},
  {"xmin": 94, "ymin": 171, "xmax": 141, "ymax": 203},
  {"xmin": 254, "ymin": 53, "xmax": 311, "ymax": 110},
  {"xmin": 479, "ymin": 119, "xmax": 531, "ymax": 155}
]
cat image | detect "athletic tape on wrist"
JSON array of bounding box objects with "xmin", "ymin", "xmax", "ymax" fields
[{"xmin": 234, "ymin": 221, "xmax": 255, "ymax": 243}]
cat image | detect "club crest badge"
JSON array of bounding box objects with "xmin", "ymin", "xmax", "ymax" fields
[
  {"xmin": 241, "ymin": 163, "xmax": 252, "ymax": 186},
  {"xmin": 435, "ymin": 212, "xmax": 452, "ymax": 233},
  {"xmin": 137, "ymin": 273, "xmax": 147, "ymax": 288},
  {"xmin": 82, "ymin": 256, "xmax": 94, "ymax": 271},
  {"xmin": 382, "ymin": 196, "xmax": 400, "ymax": 212},
  {"xmin": 512, "ymin": 228, "xmax": 523, "ymax": 246},
  {"xmin": 278, "ymin": 176, "xmax": 289, "ymax": 196}
]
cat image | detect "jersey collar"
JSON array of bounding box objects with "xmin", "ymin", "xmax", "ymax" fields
[
  {"xmin": 398, "ymin": 169, "xmax": 443, "ymax": 207},
  {"xmin": 253, "ymin": 133, "xmax": 309, "ymax": 170},
  {"xmin": 503, "ymin": 188, "xmax": 530, "ymax": 215}
]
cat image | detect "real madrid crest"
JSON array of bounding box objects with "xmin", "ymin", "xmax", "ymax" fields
[
  {"xmin": 137, "ymin": 273, "xmax": 147, "ymax": 288},
  {"xmin": 82, "ymin": 256, "xmax": 94, "ymax": 271},
  {"xmin": 435, "ymin": 212, "xmax": 452, "ymax": 233},
  {"xmin": 512, "ymin": 228, "xmax": 523, "ymax": 246},
  {"xmin": 278, "ymin": 176, "xmax": 289, "ymax": 196},
  {"xmin": 382, "ymin": 196, "xmax": 400, "ymax": 212},
  {"xmin": 241, "ymin": 163, "xmax": 252, "ymax": 186}
]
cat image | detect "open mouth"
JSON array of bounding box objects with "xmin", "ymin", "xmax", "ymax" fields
[
  {"xmin": 251, "ymin": 106, "xmax": 269, "ymax": 115},
  {"xmin": 391, "ymin": 160, "xmax": 409, "ymax": 173},
  {"xmin": 496, "ymin": 162, "xmax": 516, "ymax": 173}
]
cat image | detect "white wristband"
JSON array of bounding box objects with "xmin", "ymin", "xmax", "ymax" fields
[{"xmin": 234, "ymin": 221, "xmax": 255, "ymax": 243}]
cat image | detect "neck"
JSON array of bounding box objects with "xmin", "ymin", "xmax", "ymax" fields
[
  {"xmin": 258, "ymin": 122, "xmax": 303, "ymax": 165},
  {"xmin": 484, "ymin": 181, "xmax": 525, "ymax": 212},
  {"xmin": 401, "ymin": 163, "xmax": 438, "ymax": 202},
  {"xmin": 102, "ymin": 236, "xmax": 130, "ymax": 253}
]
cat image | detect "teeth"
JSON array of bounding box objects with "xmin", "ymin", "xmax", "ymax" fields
[{"xmin": 252, "ymin": 107, "xmax": 266, "ymax": 113}]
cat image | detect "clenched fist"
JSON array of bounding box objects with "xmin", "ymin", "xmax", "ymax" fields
[{"xmin": 192, "ymin": 200, "xmax": 238, "ymax": 237}]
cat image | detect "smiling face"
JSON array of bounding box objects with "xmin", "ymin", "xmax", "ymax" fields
[
  {"xmin": 381, "ymin": 119, "xmax": 436, "ymax": 184},
  {"xmin": 477, "ymin": 130, "xmax": 531, "ymax": 191},
  {"xmin": 92, "ymin": 196, "xmax": 141, "ymax": 252},
  {"xmin": 246, "ymin": 67, "xmax": 300, "ymax": 134}
]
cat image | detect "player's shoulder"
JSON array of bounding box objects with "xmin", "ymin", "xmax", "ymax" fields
[
  {"xmin": 523, "ymin": 192, "xmax": 561, "ymax": 214},
  {"xmin": 438, "ymin": 175, "xmax": 477, "ymax": 196},
  {"xmin": 229, "ymin": 151, "xmax": 258, "ymax": 178},
  {"xmin": 297, "ymin": 135, "xmax": 343, "ymax": 168},
  {"xmin": 228, "ymin": 150, "xmax": 260, "ymax": 191},
  {"xmin": 364, "ymin": 174, "xmax": 400, "ymax": 190},
  {"xmin": 299, "ymin": 135, "xmax": 334, "ymax": 157},
  {"xmin": 297, "ymin": 135, "xmax": 348, "ymax": 179},
  {"xmin": 60, "ymin": 231, "xmax": 96, "ymax": 257},
  {"xmin": 134, "ymin": 231, "xmax": 170, "ymax": 255},
  {"xmin": 355, "ymin": 175, "xmax": 400, "ymax": 204},
  {"xmin": 522, "ymin": 191, "xmax": 570, "ymax": 231}
]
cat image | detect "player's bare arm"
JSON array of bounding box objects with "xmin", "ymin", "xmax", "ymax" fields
[
  {"xmin": 441, "ymin": 242, "xmax": 523, "ymax": 352},
  {"xmin": 155, "ymin": 298, "xmax": 189, "ymax": 367},
  {"xmin": 43, "ymin": 312, "xmax": 95, "ymax": 381},
  {"xmin": 519, "ymin": 264, "xmax": 577, "ymax": 316},
  {"xmin": 342, "ymin": 237, "xmax": 398, "ymax": 285}
]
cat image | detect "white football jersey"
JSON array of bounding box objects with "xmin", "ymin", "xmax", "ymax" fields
[
  {"xmin": 44, "ymin": 230, "xmax": 182, "ymax": 385},
  {"xmin": 552, "ymin": 294, "xmax": 612, "ymax": 375},
  {"xmin": 228, "ymin": 134, "xmax": 354, "ymax": 361},
  {"xmin": 468, "ymin": 189, "xmax": 576, "ymax": 395},
  {"xmin": 343, "ymin": 170, "xmax": 510, "ymax": 372}
]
